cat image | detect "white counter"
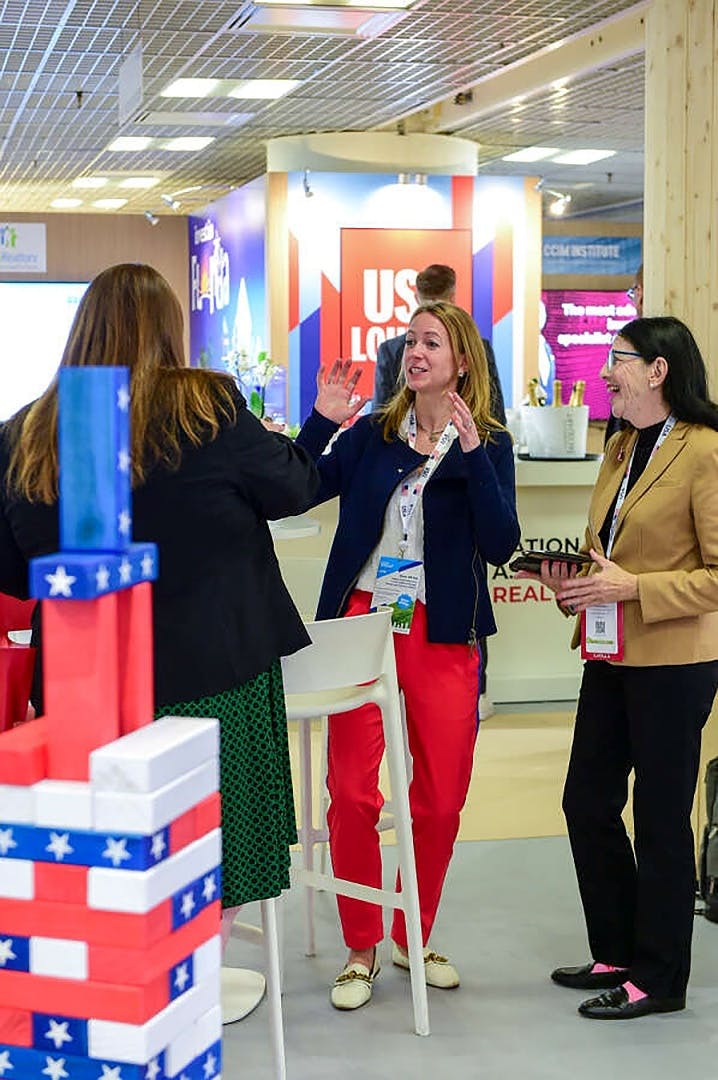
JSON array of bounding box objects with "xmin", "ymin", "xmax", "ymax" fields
[{"xmin": 489, "ymin": 454, "xmax": 602, "ymax": 704}]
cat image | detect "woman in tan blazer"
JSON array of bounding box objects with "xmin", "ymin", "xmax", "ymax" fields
[{"xmin": 526, "ymin": 316, "xmax": 718, "ymax": 1020}]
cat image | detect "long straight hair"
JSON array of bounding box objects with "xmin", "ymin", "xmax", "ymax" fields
[
  {"xmin": 6, "ymin": 263, "xmax": 238, "ymax": 502},
  {"xmin": 378, "ymin": 301, "xmax": 504, "ymax": 442}
]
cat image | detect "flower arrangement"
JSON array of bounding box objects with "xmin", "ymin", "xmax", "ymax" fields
[{"xmin": 225, "ymin": 348, "xmax": 282, "ymax": 420}]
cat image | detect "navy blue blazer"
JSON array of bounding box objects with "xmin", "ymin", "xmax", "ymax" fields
[{"xmin": 296, "ymin": 409, "xmax": 520, "ymax": 644}]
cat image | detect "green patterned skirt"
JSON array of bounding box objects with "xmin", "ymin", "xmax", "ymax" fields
[{"xmin": 159, "ymin": 660, "xmax": 297, "ymax": 908}]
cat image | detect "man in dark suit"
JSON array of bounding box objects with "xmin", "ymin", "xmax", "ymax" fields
[
  {"xmin": 372, "ymin": 263, "xmax": 506, "ymax": 424},
  {"xmin": 372, "ymin": 263, "xmax": 505, "ymax": 720}
]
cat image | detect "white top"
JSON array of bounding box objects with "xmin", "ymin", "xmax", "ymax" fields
[{"xmin": 356, "ymin": 463, "xmax": 428, "ymax": 602}]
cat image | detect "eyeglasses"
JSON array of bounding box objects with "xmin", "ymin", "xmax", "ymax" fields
[{"xmin": 606, "ymin": 347, "xmax": 643, "ymax": 370}]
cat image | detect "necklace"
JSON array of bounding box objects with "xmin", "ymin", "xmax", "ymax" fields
[{"xmin": 417, "ymin": 420, "xmax": 450, "ymax": 444}]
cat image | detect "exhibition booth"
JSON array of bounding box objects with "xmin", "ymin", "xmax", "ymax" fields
[{"xmin": 186, "ymin": 132, "xmax": 639, "ymax": 702}]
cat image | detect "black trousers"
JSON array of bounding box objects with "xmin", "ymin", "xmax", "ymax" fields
[{"xmin": 563, "ymin": 658, "xmax": 718, "ymax": 999}]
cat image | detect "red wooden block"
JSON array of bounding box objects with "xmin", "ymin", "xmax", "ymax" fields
[
  {"xmin": 0, "ymin": 1005, "xmax": 32, "ymax": 1047},
  {"xmin": 0, "ymin": 716, "xmax": 48, "ymax": 784},
  {"xmin": 0, "ymin": 896, "xmax": 172, "ymax": 948},
  {"xmin": 43, "ymin": 595, "xmax": 121, "ymax": 780},
  {"xmin": 118, "ymin": 582, "xmax": 154, "ymax": 735},
  {"xmin": 195, "ymin": 791, "xmax": 222, "ymax": 836},
  {"xmin": 0, "ymin": 969, "xmax": 169, "ymax": 1024},
  {"xmin": 89, "ymin": 900, "xmax": 220, "ymax": 985},
  {"xmin": 169, "ymin": 792, "xmax": 222, "ymax": 855},
  {"xmin": 34, "ymin": 862, "xmax": 88, "ymax": 904}
]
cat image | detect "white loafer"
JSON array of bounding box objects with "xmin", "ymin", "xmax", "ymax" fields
[
  {"xmin": 330, "ymin": 955, "xmax": 380, "ymax": 1011},
  {"xmin": 392, "ymin": 942, "xmax": 460, "ymax": 989}
]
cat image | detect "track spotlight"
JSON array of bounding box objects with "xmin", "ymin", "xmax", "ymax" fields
[
  {"xmin": 160, "ymin": 193, "xmax": 181, "ymax": 210},
  {"xmin": 302, "ymin": 169, "xmax": 313, "ymax": 198},
  {"xmin": 545, "ymin": 189, "xmax": 571, "ymax": 216},
  {"xmin": 144, "ymin": 210, "xmax": 159, "ymax": 226}
]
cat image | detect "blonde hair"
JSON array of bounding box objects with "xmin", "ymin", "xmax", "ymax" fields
[
  {"xmin": 378, "ymin": 300, "xmax": 505, "ymax": 442},
  {"xmin": 6, "ymin": 263, "xmax": 238, "ymax": 503}
]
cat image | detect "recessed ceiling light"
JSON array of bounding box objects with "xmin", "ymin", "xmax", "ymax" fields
[
  {"xmin": 107, "ymin": 137, "xmax": 154, "ymax": 151},
  {"xmin": 551, "ymin": 149, "xmax": 616, "ymax": 165},
  {"xmin": 502, "ymin": 147, "xmax": 561, "ymax": 163},
  {"xmin": 161, "ymin": 136, "xmax": 215, "ymax": 151},
  {"xmin": 228, "ymin": 79, "xmax": 300, "ymax": 100},
  {"xmin": 51, "ymin": 198, "xmax": 83, "ymax": 208},
  {"xmin": 71, "ymin": 176, "xmax": 108, "ymax": 189},
  {"xmin": 118, "ymin": 177, "xmax": 161, "ymax": 189},
  {"xmin": 160, "ymin": 78, "xmax": 220, "ymax": 98},
  {"xmin": 92, "ymin": 198, "xmax": 128, "ymax": 209}
]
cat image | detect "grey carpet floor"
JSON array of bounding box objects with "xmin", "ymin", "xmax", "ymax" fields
[{"xmin": 222, "ymin": 836, "xmax": 718, "ymax": 1080}]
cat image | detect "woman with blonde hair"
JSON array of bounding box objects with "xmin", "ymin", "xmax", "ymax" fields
[
  {"xmin": 0, "ymin": 262, "xmax": 320, "ymax": 950},
  {"xmin": 296, "ymin": 300, "xmax": 520, "ymax": 1010}
]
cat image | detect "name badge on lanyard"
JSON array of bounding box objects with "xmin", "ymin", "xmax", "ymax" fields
[{"xmin": 580, "ymin": 414, "xmax": 676, "ymax": 663}]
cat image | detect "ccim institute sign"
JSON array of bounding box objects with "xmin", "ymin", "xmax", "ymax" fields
[{"xmin": 543, "ymin": 235, "xmax": 642, "ymax": 276}]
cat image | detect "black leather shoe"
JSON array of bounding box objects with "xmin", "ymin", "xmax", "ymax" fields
[
  {"xmin": 551, "ymin": 962, "xmax": 627, "ymax": 990},
  {"xmin": 578, "ymin": 985, "xmax": 686, "ymax": 1019}
]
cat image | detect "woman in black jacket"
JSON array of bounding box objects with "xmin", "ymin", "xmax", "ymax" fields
[{"xmin": 0, "ymin": 263, "xmax": 320, "ymax": 947}]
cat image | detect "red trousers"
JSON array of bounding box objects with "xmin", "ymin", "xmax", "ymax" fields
[{"xmin": 327, "ymin": 591, "xmax": 480, "ymax": 950}]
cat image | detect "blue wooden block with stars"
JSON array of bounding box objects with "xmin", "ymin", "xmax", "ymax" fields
[
  {"xmin": 59, "ymin": 367, "xmax": 132, "ymax": 553},
  {"xmin": 29, "ymin": 543, "xmax": 158, "ymax": 601},
  {"xmin": 0, "ymin": 1043, "xmax": 166, "ymax": 1079}
]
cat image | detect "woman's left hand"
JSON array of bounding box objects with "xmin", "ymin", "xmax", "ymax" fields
[
  {"xmin": 554, "ymin": 548, "xmax": 639, "ymax": 612},
  {"xmin": 448, "ymin": 391, "xmax": 481, "ymax": 452}
]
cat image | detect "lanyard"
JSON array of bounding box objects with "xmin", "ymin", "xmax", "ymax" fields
[
  {"xmin": 398, "ymin": 406, "xmax": 456, "ymax": 554},
  {"xmin": 605, "ymin": 414, "xmax": 676, "ymax": 557}
]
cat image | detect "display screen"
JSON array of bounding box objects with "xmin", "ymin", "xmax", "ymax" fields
[
  {"xmin": 540, "ymin": 289, "xmax": 637, "ymax": 419},
  {"xmin": 0, "ymin": 281, "xmax": 88, "ymax": 421}
]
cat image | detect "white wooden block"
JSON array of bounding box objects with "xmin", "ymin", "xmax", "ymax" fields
[
  {"xmin": 192, "ymin": 935, "xmax": 221, "ymax": 985},
  {"xmin": 0, "ymin": 784, "xmax": 35, "ymax": 824},
  {"xmin": 93, "ymin": 758, "xmax": 219, "ymax": 834},
  {"xmin": 88, "ymin": 977, "xmax": 219, "ymax": 1064},
  {"xmin": 165, "ymin": 1004, "xmax": 222, "ymax": 1077},
  {"xmin": 0, "ymin": 857, "xmax": 34, "ymax": 899},
  {"xmin": 34, "ymin": 779, "xmax": 94, "ymax": 830},
  {"xmin": 87, "ymin": 829, "xmax": 221, "ymax": 913},
  {"xmin": 89, "ymin": 716, "xmax": 219, "ymax": 794},
  {"xmin": 30, "ymin": 936, "xmax": 88, "ymax": 980}
]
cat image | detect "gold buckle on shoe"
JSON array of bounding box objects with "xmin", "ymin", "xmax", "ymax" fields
[{"xmin": 334, "ymin": 969, "xmax": 372, "ymax": 986}]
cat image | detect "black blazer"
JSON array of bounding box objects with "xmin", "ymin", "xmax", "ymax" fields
[
  {"xmin": 373, "ymin": 332, "xmax": 507, "ymax": 424},
  {"xmin": 0, "ymin": 393, "xmax": 320, "ymax": 710}
]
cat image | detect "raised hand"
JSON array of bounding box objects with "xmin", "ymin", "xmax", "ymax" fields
[
  {"xmin": 447, "ymin": 390, "xmax": 481, "ymax": 452},
  {"xmin": 315, "ymin": 359, "xmax": 369, "ymax": 425}
]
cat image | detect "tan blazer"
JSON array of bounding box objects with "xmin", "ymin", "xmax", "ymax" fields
[{"xmin": 571, "ymin": 420, "xmax": 718, "ymax": 666}]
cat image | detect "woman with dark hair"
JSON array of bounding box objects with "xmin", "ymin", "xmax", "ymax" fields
[
  {"xmin": 0, "ymin": 263, "xmax": 320, "ymax": 950},
  {"xmin": 296, "ymin": 300, "xmax": 520, "ymax": 1010},
  {"xmin": 522, "ymin": 315, "xmax": 718, "ymax": 1019}
]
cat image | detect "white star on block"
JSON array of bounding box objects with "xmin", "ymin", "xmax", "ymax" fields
[
  {"xmin": 118, "ymin": 509, "xmax": 132, "ymax": 536},
  {"xmin": 96, "ymin": 565, "xmax": 111, "ymax": 591},
  {"xmin": 117, "ymin": 448, "xmax": 131, "ymax": 473},
  {"xmin": 46, "ymin": 832, "xmax": 74, "ymax": 861},
  {"xmin": 144, "ymin": 1060, "xmax": 161, "ymax": 1080},
  {"xmin": 150, "ymin": 832, "xmax": 166, "ymax": 861},
  {"xmin": 42, "ymin": 1059, "xmax": 69, "ymax": 1080},
  {"xmin": 119, "ymin": 558, "xmax": 132, "ymax": 584},
  {"xmin": 141, "ymin": 552, "xmax": 155, "ymax": 577},
  {"xmin": 203, "ymin": 1051, "xmax": 218, "ymax": 1078},
  {"xmin": 180, "ymin": 890, "xmax": 195, "ymax": 920},
  {"xmin": 102, "ymin": 837, "xmax": 132, "ymax": 867},
  {"xmin": 99, "ymin": 1066, "xmax": 122, "ymax": 1079},
  {"xmin": 202, "ymin": 873, "xmax": 217, "ymax": 903},
  {"xmin": 0, "ymin": 827, "xmax": 17, "ymax": 856},
  {"xmin": 0, "ymin": 1050, "xmax": 12, "ymax": 1076},
  {"xmin": 44, "ymin": 1020, "xmax": 72, "ymax": 1050},
  {"xmin": 44, "ymin": 566, "xmax": 77, "ymax": 598},
  {"xmin": 117, "ymin": 387, "xmax": 130, "ymax": 411},
  {"xmin": 0, "ymin": 939, "xmax": 17, "ymax": 966},
  {"xmin": 173, "ymin": 962, "xmax": 190, "ymax": 993}
]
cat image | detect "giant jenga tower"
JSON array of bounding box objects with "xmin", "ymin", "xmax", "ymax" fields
[{"xmin": 0, "ymin": 368, "xmax": 223, "ymax": 1079}]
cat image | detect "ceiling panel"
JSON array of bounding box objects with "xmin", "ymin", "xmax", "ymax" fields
[{"xmin": 0, "ymin": 0, "xmax": 645, "ymax": 217}]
